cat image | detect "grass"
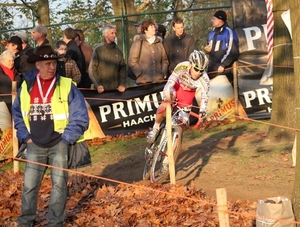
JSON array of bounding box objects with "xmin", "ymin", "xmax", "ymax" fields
[{"xmin": 1, "ymin": 119, "xmax": 293, "ymax": 175}]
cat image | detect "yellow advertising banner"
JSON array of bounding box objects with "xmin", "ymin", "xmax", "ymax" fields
[
  {"xmin": 204, "ymin": 75, "xmax": 247, "ymax": 121},
  {"xmin": 0, "ymin": 102, "xmax": 13, "ymax": 160}
]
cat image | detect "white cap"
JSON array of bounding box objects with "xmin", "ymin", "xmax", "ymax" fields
[{"xmin": 14, "ymin": 31, "xmax": 28, "ymax": 42}]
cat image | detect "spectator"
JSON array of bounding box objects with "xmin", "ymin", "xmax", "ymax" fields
[
  {"xmin": 29, "ymin": 25, "xmax": 50, "ymax": 47},
  {"xmin": 204, "ymin": 10, "xmax": 239, "ymax": 85},
  {"xmin": 163, "ymin": 18, "xmax": 195, "ymax": 77},
  {"xmin": 5, "ymin": 36, "xmax": 36, "ymax": 75},
  {"xmin": 55, "ymin": 40, "xmax": 81, "ymax": 84},
  {"xmin": 89, "ymin": 24, "xmax": 126, "ymax": 93},
  {"xmin": 63, "ymin": 27, "xmax": 88, "ymax": 88},
  {"xmin": 14, "ymin": 31, "xmax": 34, "ymax": 56},
  {"xmin": 0, "ymin": 50, "xmax": 22, "ymax": 113},
  {"xmin": 74, "ymin": 29, "xmax": 93, "ymax": 74},
  {"xmin": 128, "ymin": 20, "xmax": 168, "ymax": 85},
  {"xmin": 74, "ymin": 31, "xmax": 92, "ymax": 88},
  {"xmin": 156, "ymin": 24, "xmax": 167, "ymax": 40},
  {"xmin": 12, "ymin": 45, "xmax": 89, "ymax": 227},
  {"xmin": 134, "ymin": 19, "xmax": 146, "ymax": 35}
]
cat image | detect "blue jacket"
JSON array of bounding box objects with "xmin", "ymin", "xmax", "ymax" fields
[
  {"xmin": 12, "ymin": 70, "xmax": 89, "ymax": 145},
  {"xmin": 207, "ymin": 23, "xmax": 239, "ymax": 79}
]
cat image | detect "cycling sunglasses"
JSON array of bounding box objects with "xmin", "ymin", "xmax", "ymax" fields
[{"xmin": 192, "ymin": 64, "xmax": 205, "ymax": 73}]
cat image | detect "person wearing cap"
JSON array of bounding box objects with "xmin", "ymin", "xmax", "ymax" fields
[
  {"xmin": 14, "ymin": 31, "xmax": 34, "ymax": 56},
  {"xmin": 29, "ymin": 25, "xmax": 50, "ymax": 47},
  {"xmin": 204, "ymin": 10, "xmax": 239, "ymax": 85},
  {"xmin": 12, "ymin": 45, "xmax": 89, "ymax": 227},
  {"xmin": 5, "ymin": 36, "xmax": 36, "ymax": 75},
  {"xmin": 163, "ymin": 17, "xmax": 195, "ymax": 77},
  {"xmin": 134, "ymin": 19, "xmax": 146, "ymax": 35},
  {"xmin": 0, "ymin": 50, "xmax": 23, "ymax": 114}
]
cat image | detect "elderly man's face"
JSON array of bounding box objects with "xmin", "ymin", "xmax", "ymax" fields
[
  {"xmin": 104, "ymin": 28, "xmax": 117, "ymax": 44},
  {"xmin": 36, "ymin": 60, "xmax": 57, "ymax": 79}
]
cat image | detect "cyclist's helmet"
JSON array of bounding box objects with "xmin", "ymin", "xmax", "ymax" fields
[{"xmin": 189, "ymin": 50, "xmax": 209, "ymax": 72}]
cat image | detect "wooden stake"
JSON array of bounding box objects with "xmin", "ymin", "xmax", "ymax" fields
[
  {"xmin": 12, "ymin": 81, "xmax": 19, "ymax": 173},
  {"xmin": 216, "ymin": 188, "xmax": 230, "ymax": 227},
  {"xmin": 166, "ymin": 101, "xmax": 176, "ymax": 184}
]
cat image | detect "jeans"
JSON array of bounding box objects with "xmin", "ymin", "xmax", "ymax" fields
[{"xmin": 18, "ymin": 141, "xmax": 69, "ymax": 227}]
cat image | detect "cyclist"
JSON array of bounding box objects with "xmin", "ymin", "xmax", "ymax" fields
[{"xmin": 146, "ymin": 50, "xmax": 210, "ymax": 144}]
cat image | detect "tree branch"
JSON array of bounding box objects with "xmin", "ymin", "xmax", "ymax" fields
[
  {"xmin": 136, "ymin": 0, "xmax": 152, "ymax": 13},
  {"xmin": 19, "ymin": 0, "xmax": 40, "ymax": 19}
]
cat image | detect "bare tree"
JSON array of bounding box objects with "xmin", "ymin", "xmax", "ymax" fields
[
  {"xmin": 290, "ymin": 0, "xmax": 300, "ymax": 221},
  {"xmin": 267, "ymin": 0, "xmax": 294, "ymax": 141}
]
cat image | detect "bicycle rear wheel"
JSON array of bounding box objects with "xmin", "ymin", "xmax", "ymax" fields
[{"xmin": 150, "ymin": 126, "xmax": 182, "ymax": 183}]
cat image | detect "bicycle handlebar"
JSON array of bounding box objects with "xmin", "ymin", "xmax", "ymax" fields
[{"xmin": 189, "ymin": 111, "xmax": 203, "ymax": 129}]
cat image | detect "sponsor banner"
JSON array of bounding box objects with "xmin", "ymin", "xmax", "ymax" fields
[
  {"xmin": 0, "ymin": 102, "xmax": 13, "ymax": 160},
  {"xmin": 81, "ymin": 83, "xmax": 165, "ymax": 137},
  {"xmin": 232, "ymin": 0, "xmax": 273, "ymax": 118},
  {"xmin": 206, "ymin": 75, "xmax": 247, "ymax": 121},
  {"xmin": 82, "ymin": 79, "xmax": 246, "ymax": 138}
]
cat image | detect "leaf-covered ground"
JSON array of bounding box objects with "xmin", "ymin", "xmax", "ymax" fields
[
  {"xmin": 1, "ymin": 119, "xmax": 294, "ymax": 226},
  {"xmin": 0, "ymin": 170, "xmax": 256, "ymax": 226}
]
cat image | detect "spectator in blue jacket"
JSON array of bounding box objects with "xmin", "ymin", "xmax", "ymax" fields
[
  {"xmin": 204, "ymin": 10, "xmax": 239, "ymax": 85},
  {"xmin": 12, "ymin": 45, "xmax": 88, "ymax": 227}
]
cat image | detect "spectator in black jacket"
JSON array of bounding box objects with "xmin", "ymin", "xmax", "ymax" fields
[
  {"xmin": 14, "ymin": 31, "xmax": 34, "ymax": 56},
  {"xmin": 163, "ymin": 18, "xmax": 195, "ymax": 77},
  {"xmin": 29, "ymin": 25, "xmax": 50, "ymax": 48},
  {"xmin": 63, "ymin": 27, "xmax": 88, "ymax": 88},
  {"xmin": 5, "ymin": 36, "xmax": 35, "ymax": 75}
]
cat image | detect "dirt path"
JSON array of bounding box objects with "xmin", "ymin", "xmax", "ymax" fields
[{"xmin": 83, "ymin": 127, "xmax": 295, "ymax": 202}]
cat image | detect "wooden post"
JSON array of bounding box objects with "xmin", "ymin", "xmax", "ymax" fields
[
  {"xmin": 233, "ymin": 61, "xmax": 239, "ymax": 116},
  {"xmin": 216, "ymin": 188, "xmax": 230, "ymax": 227},
  {"xmin": 12, "ymin": 81, "xmax": 19, "ymax": 173},
  {"xmin": 166, "ymin": 101, "xmax": 176, "ymax": 184}
]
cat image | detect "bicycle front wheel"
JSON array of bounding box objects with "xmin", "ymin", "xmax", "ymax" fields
[
  {"xmin": 142, "ymin": 144, "xmax": 155, "ymax": 180},
  {"xmin": 150, "ymin": 126, "xmax": 182, "ymax": 183}
]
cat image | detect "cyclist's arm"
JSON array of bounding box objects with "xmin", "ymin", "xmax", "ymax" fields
[
  {"xmin": 198, "ymin": 73, "xmax": 210, "ymax": 116},
  {"xmin": 163, "ymin": 75, "xmax": 177, "ymax": 100}
]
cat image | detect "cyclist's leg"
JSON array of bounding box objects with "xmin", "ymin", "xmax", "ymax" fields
[{"xmin": 147, "ymin": 102, "xmax": 167, "ymax": 143}]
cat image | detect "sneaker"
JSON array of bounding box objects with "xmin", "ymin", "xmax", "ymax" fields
[{"xmin": 146, "ymin": 128, "xmax": 159, "ymax": 144}]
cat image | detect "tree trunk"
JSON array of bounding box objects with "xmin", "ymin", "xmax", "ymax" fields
[
  {"xmin": 37, "ymin": 0, "xmax": 52, "ymax": 45},
  {"xmin": 290, "ymin": 0, "xmax": 300, "ymax": 222},
  {"xmin": 268, "ymin": 0, "xmax": 295, "ymax": 141},
  {"xmin": 174, "ymin": 0, "xmax": 184, "ymax": 19}
]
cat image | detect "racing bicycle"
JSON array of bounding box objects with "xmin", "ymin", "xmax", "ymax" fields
[{"xmin": 143, "ymin": 102, "xmax": 202, "ymax": 183}]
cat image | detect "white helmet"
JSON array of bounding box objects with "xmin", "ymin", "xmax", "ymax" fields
[{"xmin": 189, "ymin": 50, "xmax": 209, "ymax": 71}]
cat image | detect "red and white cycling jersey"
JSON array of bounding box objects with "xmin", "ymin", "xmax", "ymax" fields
[{"xmin": 163, "ymin": 61, "xmax": 210, "ymax": 113}]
